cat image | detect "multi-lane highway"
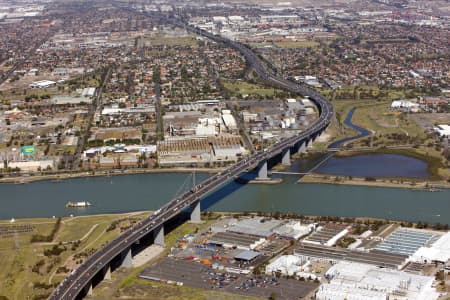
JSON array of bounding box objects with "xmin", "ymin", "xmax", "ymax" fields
[{"xmin": 49, "ymin": 12, "xmax": 333, "ymax": 300}]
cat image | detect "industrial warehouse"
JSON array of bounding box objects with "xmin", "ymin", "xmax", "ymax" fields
[{"xmin": 138, "ymin": 216, "xmax": 449, "ymax": 300}]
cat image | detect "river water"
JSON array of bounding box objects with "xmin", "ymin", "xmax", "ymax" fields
[
  {"xmin": 316, "ymin": 154, "xmax": 430, "ymax": 178},
  {"xmin": 1, "ymin": 108, "xmax": 447, "ymax": 224},
  {"xmin": 317, "ymin": 107, "xmax": 430, "ymax": 178},
  {"xmin": 0, "ymin": 172, "xmax": 448, "ymax": 224}
]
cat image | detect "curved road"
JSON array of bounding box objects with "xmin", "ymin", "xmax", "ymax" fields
[{"xmin": 49, "ymin": 11, "xmax": 334, "ymax": 300}]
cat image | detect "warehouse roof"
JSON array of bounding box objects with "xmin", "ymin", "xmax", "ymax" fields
[{"xmin": 234, "ymin": 250, "xmax": 260, "ymax": 261}]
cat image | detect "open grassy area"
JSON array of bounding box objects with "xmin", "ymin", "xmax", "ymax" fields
[
  {"xmin": 222, "ymin": 80, "xmax": 285, "ymax": 98},
  {"xmin": 322, "ymin": 86, "xmax": 428, "ymax": 103},
  {"xmin": 321, "ymin": 98, "xmax": 449, "ymax": 180},
  {"xmin": 315, "ymin": 98, "xmax": 448, "ymax": 180},
  {"xmin": 312, "ymin": 99, "xmax": 371, "ymax": 150},
  {"xmin": 250, "ymin": 41, "xmax": 321, "ymax": 49},
  {"xmin": 142, "ymin": 36, "xmax": 199, "ymax": 47},
  {"xmin": 324, "ymin": 99, "xmax": 428, "ymax": 147},
  {"xmin": 0, "ymin": 212, "xmax": 149, "ymax": 300},
  {"xmin": 351, "ymin": 101, "xmax": 426, "ymax": 137},
  {"xmin": 273, "ymin": 40, "xmax": 320, "ymax": 48}
]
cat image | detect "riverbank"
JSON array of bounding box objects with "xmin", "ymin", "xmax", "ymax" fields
[
  {"xmin": 299, "ymin": 173, "xmax": 450, "ymax": 190},
  {"xmin": 0, "ymin": 167, "xmax": 225, "ymax": 184}
]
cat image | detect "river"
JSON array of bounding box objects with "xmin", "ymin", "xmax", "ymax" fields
[
  {"xmin": 0, "ymin": 172, "xmax": 448, "ymax": 224},
  {"xmin": 316, "ymin": 107, "xmax": 430, "ymax": 178},
  {"xmin": 316, "ymin": 153, "xmax": 430, "ymax": 178},
  {"xmin": 1, "ymin": 108, "xmax": 447, "ymax": 224}
]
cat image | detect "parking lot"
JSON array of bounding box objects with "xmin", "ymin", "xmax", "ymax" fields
[{"xmin": 140, "ymin": 258, "xmax": 319, "ymax": 300}]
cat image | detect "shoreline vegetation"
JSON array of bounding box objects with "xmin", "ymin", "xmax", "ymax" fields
[
  {"xmin": 333, "ymin": 147, "xmax": 447, "ymax": 181},
  {"xmin": 0, "ymin": 167, "xmax": 225, "ymax": 184},
  {"xmin": 299, "ymin": 174, "xmax": 450, "ymax": 190},
  {"xmin": 295, "ymin": 143, "xmax": 449, "ymax": 189},
  {"xmin": 1, "ymin": 146, "xmax": 447, "ymax": 190}
]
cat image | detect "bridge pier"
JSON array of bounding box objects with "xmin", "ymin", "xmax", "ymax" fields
[
  {"xmin": 319, "ymin": 129, "xmax": 325, "ymax": 138},
  {"xmin": 298, "ymin": 141, "xmax": 306, "ymax": 154},
  {"xmin": 281, "ymin": 148, "xmax": 291, "ymax": 165},
  {"xmin": 190, "ymin": 201, "xmax": 201, "ymax": 223},
  {"xmin": 83, "ymin": 282, "xmax": 93, "ymax": 297},
  {"xmin": 121, "ymin": 248, "xmax": 133, "ymax": 268},
  {"xmin": 154, "ymin": 225, "xmax": 165, "ymax": 246},
  {"xmin": 104, "ymin": 265, "xmax": 111, "ymax": 281},
  {"xmin": 256, "ymin": 161, "xmax": 268, "ymax": 179},
  {"xmin": 307, "ymin": 139, "xmax": 313, "ymax": 148}
]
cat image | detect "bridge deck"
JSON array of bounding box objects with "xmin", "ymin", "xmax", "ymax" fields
[{"xmin": 49, "ymin": 8, "xmax": 333, "ymax": 300}]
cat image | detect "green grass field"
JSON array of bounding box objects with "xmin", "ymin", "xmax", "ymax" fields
[
  {"xmin": 249, "ymin": 41, "xmax": 320, "ymax": 49},
  {"xmin": 273, "ymin": 40, "xmax": 320, "ymax": 48},
  {"xmin": 143, "ymin": 36, "xmax": 199, "ymax": 47},
  {"xmin": 0, "ymin": 212, "xmax": 149, "ymax": 300},
  {"xmin": 222, "ymin": 80, "xmax": 284, "ymax": 98}
]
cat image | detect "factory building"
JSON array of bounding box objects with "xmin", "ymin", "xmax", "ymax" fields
[
  {"xmin": 29, "ymin": 80, "xmax": 56, "ymax": 88},
  {"xmin": 316, "ymin": 261, "xmax": 438, "ymax": 300}
]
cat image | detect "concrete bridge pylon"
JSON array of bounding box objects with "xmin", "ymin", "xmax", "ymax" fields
[
  {"xmin": 282, "ymin": 148, "xmax": 291, "ymax": 166},
  {"xmin": 190, "ymin": 201, "xmax": 201, "ymax": 223},
  {"xmin": 154, "ymin": 225, "xmax": 165, "ymax": 246},
  {"xmin": 121, "ymin": 248, "xmax": 133, "ymax": 268},
  {"xmin": 257, "ymin": 161, "xmax": 268, "ymax": 179}
]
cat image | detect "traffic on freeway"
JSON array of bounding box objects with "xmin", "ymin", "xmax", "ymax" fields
[{"xmin": 48, "ymin": 11, "xmax": 333, "ymax": 300}]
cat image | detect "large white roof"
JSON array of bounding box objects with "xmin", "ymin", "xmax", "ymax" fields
[
  {"xmin": 412, "ymin": 231, "xmax": 450, "ymax": 263},
  {"xmin": 434, "ymin": 125, "xmax": 450, "ymax": 137},
  {"xmin": 318, "ymin": 261, "xmax": 439, "ymax": 300}
]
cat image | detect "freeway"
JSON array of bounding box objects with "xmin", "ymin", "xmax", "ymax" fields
[{"xmin": 49, "ymin": 12, "xmax": 333, "ymax": 300}]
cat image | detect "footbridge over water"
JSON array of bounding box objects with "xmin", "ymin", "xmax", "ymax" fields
[{"xmin": 49, "ymin": 10, "xmax": 334, "ymax": 300}]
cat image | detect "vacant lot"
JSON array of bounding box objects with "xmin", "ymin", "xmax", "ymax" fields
[
  {"xmin": 0, "ymin": 212, "xmax": 148, "ymax": 300},
  {"xmin": 410, "ymin": 113, "xmax": 450, "ymax": 130},
  {"xmin": 222, "ymin": 80, "xmax": 286, "ymax": 98}
]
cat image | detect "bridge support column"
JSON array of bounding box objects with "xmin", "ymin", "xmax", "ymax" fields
[
  {"xmin": 298, "ymin": 142, "xmax": 306, "ymax": 154},
  {"xmin": 154, "ymin": 225, "xmax": 165, "ymax": 246},
  {"xmin": 282, "ymin": 149, "xmax": 291, "ymax": 166},
  {"xmin": 307, "ymin": 139, "xmax": 313, "ymax": 148},
  {"xmin": 257, "ymin": 161, "xmax": 268, "ymax": 180},
  {"xmin": 104, "ymin": 265, "xmax": 111, "ymax": 280},
  {"xmin": 190, "ymin": 201, "xmax": 201, "ymax": 223},
  {"xmin": 84, "ymin": 282, "xmax": 93, "ymax": 296},
  {"xmin": 121, "ymin": 248, "xmax": 133, "ymax": 268},
  {"xmin": 319, "ymin": 129, "xmax": 325, "ymax": 138}
]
